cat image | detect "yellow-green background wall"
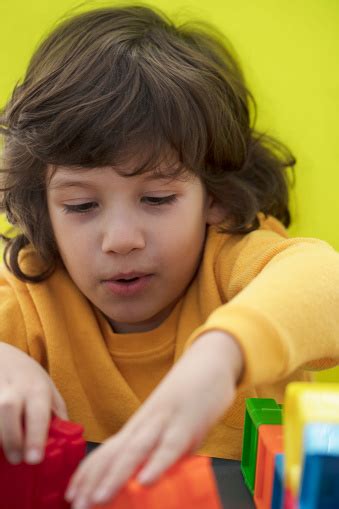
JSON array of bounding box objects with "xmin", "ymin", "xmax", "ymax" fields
[{"xmin": 1, "ymin": 0, "xmax": 338, "ymax": 380}]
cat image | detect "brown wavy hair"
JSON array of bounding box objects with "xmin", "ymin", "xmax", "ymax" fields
[{"xmin": 0, "ymin": 3, "xmax": 296, "ymax": 283}]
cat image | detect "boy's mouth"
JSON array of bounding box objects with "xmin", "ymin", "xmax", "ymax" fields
[
  {"xmin": 116, "ymin": 277, "xmax": 139, "ymax": 283},
  {"xmin": 103, "ymin": 273, "xmax": 153, "ymax": 296},
  {"xmin": 104, "ymin": 271, "xmax": 151, "ymax": 282}
]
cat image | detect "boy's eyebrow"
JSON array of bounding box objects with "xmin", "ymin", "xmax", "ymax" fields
[
  {"xmin": 49, "ymin": 180, "xmax": 96, "ymax": 191},
  {"xmin": 49, "ymin": 172, "xmax": 179, "ymax": 190}
]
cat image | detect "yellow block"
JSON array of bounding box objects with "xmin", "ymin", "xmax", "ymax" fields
[{"xmin": 284, "ymin": 382, "xmax": 339, "ymax": 497}]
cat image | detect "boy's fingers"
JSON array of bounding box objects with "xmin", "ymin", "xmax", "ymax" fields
[
  {"xmin": 0, "ymin": 387, "xmax": 24, "ymax": 463},
  {"xmin": 65, "ymin": 438, "xmax": 120, "ymax": 503},
  {"xmin": 87, "ymin": 428, "xmax": 163, "ymax": 506},
  {"xmin": 69, "ymin": 428, "xmax": 155, "ymax": 507},
  {"xmin": 24, "ymin": 390, "xmax": 51, "ymax": 463},
  {"xmin": 137, "ymin": 427, "xmax": 188, "ymax": 485},
  {"xmin": 84, "ymin": 452, "xmax": 141, "ymax": 506}
]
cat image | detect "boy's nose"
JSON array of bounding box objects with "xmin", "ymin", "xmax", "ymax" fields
[{"xmin": 101, "ymin": 219, "xmax": 146, "ymax": 255}]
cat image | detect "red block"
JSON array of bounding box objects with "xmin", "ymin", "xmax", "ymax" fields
[
  {"xmin": 90, "ymin": 455, "xmax": 222, "ymax": 509},
  {"xmin": 0, "ymin": 416, "xmax": 86, "ymax": 509},
  {"xmin": 254, "ymin": 424, "xmax": 284, "ymax": 509}
]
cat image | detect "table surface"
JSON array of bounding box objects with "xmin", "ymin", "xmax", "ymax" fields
[
  {"xmin": 86, "ymin": 442, "xmax": 255, "ymax": 508},
  {"xmin": 212, "ymin": 458, "xmax": 255, "ymax": 509}
]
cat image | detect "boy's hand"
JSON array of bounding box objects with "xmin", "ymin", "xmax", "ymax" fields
[
  {"xmin": 65, "ymin": 330, "xmax": 243, "ymax": 509},
  {"xmin": 0, "ymin": 342, "xmax": 68, "ymax": 465}
]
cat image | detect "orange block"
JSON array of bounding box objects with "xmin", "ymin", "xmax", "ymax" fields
[
  {"xmin": 90, "ymin": 455, "xmax": 222, "ymax": 509},
  {"xmin": 254, "ymin": 424, "xmax": 284, "ymax": 509}
]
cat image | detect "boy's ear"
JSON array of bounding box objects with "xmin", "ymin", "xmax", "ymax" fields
[{"xmin": 205, "ymin": 194, "xmax": 226, "ymax": 225}]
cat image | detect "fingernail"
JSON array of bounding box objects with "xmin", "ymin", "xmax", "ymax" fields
[
  {"xmin": 72, "ymin": 497, "xmax": 88, "ymax": 509},
  {"xmin": 8, "ymin": 452, "xmax": 22, "ymax": 464},
  {"xmin": 138, "ymin": 470, "xmax": 153, "ymax": 484},
  {"xmin": 92, "ymin": 487, "xmax": 110, "ymax": 503},
  {"xmin": 65, "ymin": 487, "xmax": 76, "ymax": 501},
  {"xmin": 26, "ymin": 449, "xmax": 42, "ymax": 464}
]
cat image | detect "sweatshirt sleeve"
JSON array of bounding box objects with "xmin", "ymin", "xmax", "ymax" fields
[
  {"xmin": 0, "ymin": 266, "xmax": 29, "ymax": 353},
  {"xmin": 184, "ymin": 230, "xmax": 339, "ymax": 389}
]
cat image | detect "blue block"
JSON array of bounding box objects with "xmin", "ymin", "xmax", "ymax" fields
[
  {"xmin": 300, "ymin": 423, "xmax": 339, "ymax": 509},
  {"xmin": 271, "ymin": 453, "xmax": 284, "ymax": 509}
]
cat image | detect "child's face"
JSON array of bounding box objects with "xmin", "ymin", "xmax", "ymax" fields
[{"xmin": 46, "ymin": 161, "xmax": 223, "ymax": 333}]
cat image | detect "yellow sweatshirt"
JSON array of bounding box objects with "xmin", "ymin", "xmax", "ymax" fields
[{"xmin": 0, "ymin": 214, "xmax": 338, "ymax": 460}]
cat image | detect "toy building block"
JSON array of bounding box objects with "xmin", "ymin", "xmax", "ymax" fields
[
  {"xmin": 271, "ymin": 454, "xmax": 284, "ymax": 509},
  {"xmin": 254, "ymin": 424, "xmax": 284, "ymax": 509},
  {"xmin": 299, "ymin": 422, "xmax": 339, "ymax": 509},
  {"xmin": 90, "ymin": 455, "xmax": 222, "ymax": 509},
  {"xmin": 241, "ymin": 398, "xmax": 283, "ymax": 494},
  {"xmin": 284, "ymin": 382, "xmax": 339, "ymax": 498},
  {"xmin": 0, "ymin": 416, "xmax": 86, "ymax": 509}
]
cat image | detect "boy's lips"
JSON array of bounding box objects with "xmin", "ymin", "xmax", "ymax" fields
[
  {"xmin": 102, "ymin": 274, "xmax": 153, "ymax": 297},
  {"xmin": 103, "ymin": 271, "xmax": 151, "ymax": 281}
]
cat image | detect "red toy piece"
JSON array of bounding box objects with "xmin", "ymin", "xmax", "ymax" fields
[
  {"xmin": 90, "ymin": 455, "xmax": 222, "ymax": 509},
  {"xmin": 0, "ymin": 416, "xmax": 86, "ymax": 509}
]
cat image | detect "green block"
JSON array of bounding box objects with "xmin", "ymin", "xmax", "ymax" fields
[{"xmin": 240, "ymin": 398, "xmax": 283, "ymax": 494}]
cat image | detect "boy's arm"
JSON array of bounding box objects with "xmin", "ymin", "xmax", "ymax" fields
[{"xmin": 184, "ymin": 230, "xmax": 339, "ymax": 388}]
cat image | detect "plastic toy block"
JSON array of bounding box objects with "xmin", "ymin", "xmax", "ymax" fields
[
  {"xmin": 254, "ymin": 424, "xmax": 284, "ymax": 509},
  {"xmin": 284, "ymin": 382, "xmax": 339, "ymax": 497},
  {"xmin": 271, "ymin": 454, "xmax": 284, "ymax": 509},
  {"xmin": 299, "ymin": 422, "xmax": 339, "ymax": 509},
  {"xmin": 90, "ymin": 455, "xmax": 222, "ymax": 509},
  {"xmin": 241, "ymin": 398, "xmax": 283, "ymax": 494},
  {"xmin": 0, "ymin": 416, "xmax": 86, "ymax": 509}
]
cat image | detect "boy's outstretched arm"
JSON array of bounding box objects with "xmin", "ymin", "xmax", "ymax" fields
[
  {"xmin": 188, "ymin": 234, "xmax": 339, "ymax": 388},
  {"xmin": 65, "ymin": 330, "xmax": 243, "ymax": 509}
]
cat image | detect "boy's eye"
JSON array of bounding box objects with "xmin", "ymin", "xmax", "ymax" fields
[
  {"xmin": 63, "ymin": 202, "xmax": 97, "ymax": 214},
  {"xmin": 62, "ymin": 195, "xmax": 177, "ymax": 214},
  {"xmin": 142, "ymin": 195, "xmax": 177, "ymax": 206}
]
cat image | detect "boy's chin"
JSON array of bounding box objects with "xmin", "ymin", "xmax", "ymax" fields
[{"xmin": 105, "ymin": 303, "xmax": 176, "ymax": 334}]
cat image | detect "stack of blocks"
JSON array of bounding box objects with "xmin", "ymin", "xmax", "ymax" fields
[{"xmin": 241, "ymin": 382, "xmax": 339, "ymax": 509}]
